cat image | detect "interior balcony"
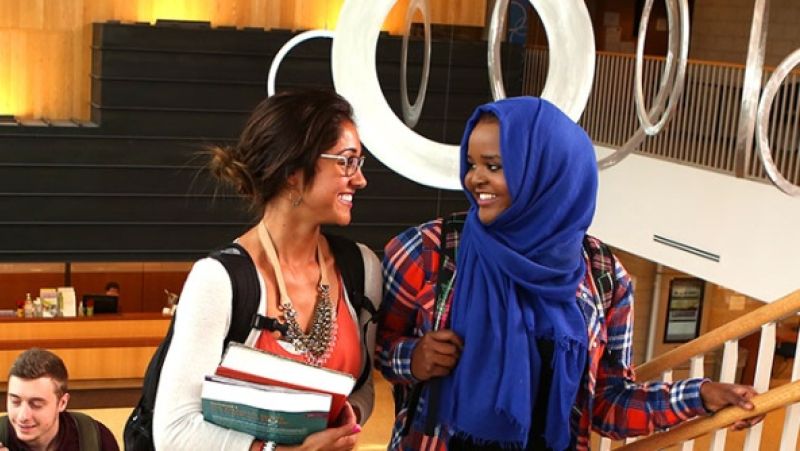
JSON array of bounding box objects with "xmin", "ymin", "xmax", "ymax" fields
[{"xmin": 523, "ymin": 48, "xmax": 800, "ymax": 303}]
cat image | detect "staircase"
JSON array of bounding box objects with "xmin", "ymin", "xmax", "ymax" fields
[{"xmin": 595, "ymin": 289, "xmax": 800, "ymax": 450}]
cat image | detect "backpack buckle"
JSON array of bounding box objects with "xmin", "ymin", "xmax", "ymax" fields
[{"xmin": 251, "ymin": 314, "xmax": 288, "ymax": 336}]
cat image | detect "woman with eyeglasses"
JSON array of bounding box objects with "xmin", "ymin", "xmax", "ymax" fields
[{"xmin": 153, "ymin": 89, "xmax": 380, "ymax": 451}]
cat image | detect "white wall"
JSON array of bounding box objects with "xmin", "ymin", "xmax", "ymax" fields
[
  {"xmin": 691, "ymin": 0, "xmax": 800, "ymax": 67},
  {"xmin": 590, "ymin": 146, "xmax": 800, "ymax": 302}
]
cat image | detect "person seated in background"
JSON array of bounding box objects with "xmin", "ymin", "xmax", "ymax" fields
[
  {"xmin": 0, "ymin": 348, "xmax": 119, "ymax": 451},
  {"xmin": 104, "ymin": 282, "xmax": 120, "ymax": 297}
]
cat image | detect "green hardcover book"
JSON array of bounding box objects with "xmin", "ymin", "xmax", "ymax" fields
[{"xmin": 201, "ymin": 375, "xmax": 331, "ymax": 445}]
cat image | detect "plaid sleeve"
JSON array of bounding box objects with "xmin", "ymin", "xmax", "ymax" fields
[
  {"xmin": 376, "ymin": 224, "xmax": 430, "ymax": 385},
  {"xmin": 592, "ymin": 259, "xmax": 709, "ymax": 439}
]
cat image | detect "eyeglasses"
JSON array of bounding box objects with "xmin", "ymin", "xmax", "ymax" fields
[{"xmin": 319, "ymin": 153, "xmax": 366, "ymax": 177}]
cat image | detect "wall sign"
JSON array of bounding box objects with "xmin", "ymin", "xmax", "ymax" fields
[{"xmin": 664, "ymin": 278, "xmax": 705, "ymax": 343}]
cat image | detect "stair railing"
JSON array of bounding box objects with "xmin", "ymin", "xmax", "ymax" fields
[{"xmin": 596, "ymin": 288, "xmax": 800, "ymax": 451}]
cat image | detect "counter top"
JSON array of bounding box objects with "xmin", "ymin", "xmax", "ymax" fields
[
  {"xmin": 0, "ymin": 312, "xmax": 170, "ymax": 323},
  {"xmin": 0, "ymin": 313, "xmax": 171, "ymax": 383}
]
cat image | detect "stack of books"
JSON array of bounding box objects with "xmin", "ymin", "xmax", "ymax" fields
[{"xmin": 201, "ymin": 343, "xmax": 355, "ymax": 445}]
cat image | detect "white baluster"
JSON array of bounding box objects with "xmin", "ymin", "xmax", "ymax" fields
[
  {"xmin": 680, "ymin": 355, "xmax": 705, "ymax": 451},
  {"xmin": 710, "ymin": 340, "xmax": 739, "ymax": 451},
  {"xmin": 744, "ymin": 322, "xmax": 776, "ymax": 451},
  {"xmin": 779, "ymin": 326, "xmax": 800, "ymax": 451}
]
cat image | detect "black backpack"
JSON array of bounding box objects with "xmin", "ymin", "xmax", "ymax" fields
[{"xmin": 123, "ymin": 235, "xmax": 376, "ymax": 451}]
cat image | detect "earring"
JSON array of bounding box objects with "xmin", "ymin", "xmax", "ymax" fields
[{"xmin": 289, "ymin": 190, "xmax": 302, "ymax": 207}]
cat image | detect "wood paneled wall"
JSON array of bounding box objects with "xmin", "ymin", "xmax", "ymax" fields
[
  {"xmin": 0, "ymin": 0, "xmax": 486, "ymax": 119},
  {"xmin": 0, "ymin": 263, "xmax": 191, "ymax": 312},
  {"xmin": 0, "ymin": 22, "xmax": 520, "ymax": 262},
  {"xmin": 0, "ymin": 314, "xmax": 170, "ymax": 383}
]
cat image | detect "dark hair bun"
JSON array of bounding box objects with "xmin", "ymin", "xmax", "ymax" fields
[{"xmin": 208, "ymin": 145, "xmax": 257, "ymax": 199}]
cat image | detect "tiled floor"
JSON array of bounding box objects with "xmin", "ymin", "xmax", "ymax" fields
[{"xmin": 80, "ymin": 371, "xmax": 796, "ymax": 450}]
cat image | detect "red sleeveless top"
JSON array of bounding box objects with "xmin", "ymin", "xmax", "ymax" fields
[{"xmin": 254, "ymin": 275, "xmax": 362, "ymax": 381}]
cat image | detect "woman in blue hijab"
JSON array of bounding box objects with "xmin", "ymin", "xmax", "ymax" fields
[
  {"xmin": 380, "ymin": 96, "xmax": 596, "ymax": 450},
  {"xmin": 376, "ymin": 97, "xmax": 763, "ymax": 451},
  {"xmin": 437, "ymin": 97, "xmax": 597, "ymax": 450},
  {"xmin": 377, "ymin": 97, "xmax": 762, "ymax": 451}
]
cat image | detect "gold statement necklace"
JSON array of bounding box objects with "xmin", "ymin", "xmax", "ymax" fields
[{"xmin": 258, "ymin": 222, "xmax": 337, "ymax": 366}]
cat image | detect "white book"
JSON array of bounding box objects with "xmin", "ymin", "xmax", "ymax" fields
[
  {"xmin": 57, "ymin": 287, "xmax": 76, "ymax": 317},
  {"xmin": 216, "ymin": 342, "xmax": 356, "ymax": 423},
  {"xmin": 218, "ymin": 342, "xmax": 355, "ymax": 396},
  {"xmin": 202, "ymin": 375, "xmax": 332, "ymax": 413}
]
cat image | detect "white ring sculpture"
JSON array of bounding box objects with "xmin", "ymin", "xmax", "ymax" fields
[
  {"xmin": 267, "ymin": 29, "xmax": 335, "ymax": 97},
  {"xmin": 333, "ymin": 0, "xmax": 597, "ymax": 189},
  {"xmin": 488, "ymin": 0, "xmax": 595, "ymax": 122},
  {"xmin": 756, "ymin": 48, "xmax": 800, "ymax": 196},
  {"xmin": 633, "ymin": 0, "xmax": 689, "ymax": 135},
  {"xmin": 400, "ymin": 0, "xmax": 431, "ymax": 128},
  {"xmin": 598, "ymin": 0, "xmax": 690, "ymax": 169}
]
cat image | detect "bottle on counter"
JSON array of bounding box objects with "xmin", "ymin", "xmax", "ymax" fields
[
  {"xmin": 23, "ymin": 293, "xmax": 33, "ymax": 318},
  {"xmin": 33, "ymin": 297, "xmax": 43, "ymax": 317},
  {"xmin": 78, "ymin": 300, "xmax": 84, "ymax": 317}
]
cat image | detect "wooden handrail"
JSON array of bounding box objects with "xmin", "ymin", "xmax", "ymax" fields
[
  {"xmin": 616, "ymin": 380, "xmax": 800, "ymax": 450},
  {"xmin": 636, "ymin": 289, "xmax": 800, "ymax": 381}
]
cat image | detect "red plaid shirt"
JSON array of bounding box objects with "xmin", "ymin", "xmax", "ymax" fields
[{"xmin": 377, "ymin": 217, "xmax": 709, "ymax": 450}]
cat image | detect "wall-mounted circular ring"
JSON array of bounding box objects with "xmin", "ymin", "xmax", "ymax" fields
[
  {"xmin": 597, "ymin": 129, "xmax": 646, "ymax": 169},
  {"xmin": 400, "ymin": 0, "xmax": 431, "ymax": 128},
  {"xmin": 755, "ymin": 48, "xmax": 800, "ymax": 196},
  {"xmin": 599, "ymin": 0, "xmax": 689, "ymax": 168},
  {"xmin": 633, "ymin": 0, "xmax": 689, "ymax": 136},
  {"xmin": 267, "ymin": 29, "xmax": 335, "ymax": 97},
  {"xmin": 332, "ymin": 0, "xmax": 460, "ymax": 190},
  {"xmin": 332, "ymin": 0, "xmax": 598, "ymax": 190},
  {"xmin": 488, "ymin": 0, "xmax": 596, "ymax": 122}
]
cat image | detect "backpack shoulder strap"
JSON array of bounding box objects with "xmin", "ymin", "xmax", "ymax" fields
[
  {"xmin": 323, "ymin": 233, "xmax": 375, "ymax": 391},
  {"xmin": 433, "ymin": 212, "xmax": 466, "ymax": 330},
  {"xmin": 0, "ymin": 415, "xmax": 8, "ymax": 443},
  {"xmin": 324, "ymin": 233, "xmax": 376, "ymax": 319},
  {"xmin": 70, "ymin": 411, "xmax": 101, "ymax": 451},
  {"xmin": 209, "ymin": 243, "xmax": 262, "ymax": 346},
  {"xmin": 583, "ymin": 235, "xmax": 617, "ymax": 309},
  {"xmin": 402, "ymin": 212, "xmax": 466, "ymax": 437}
]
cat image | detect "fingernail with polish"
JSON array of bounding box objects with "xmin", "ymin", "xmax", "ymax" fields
[{"xmin": 352, "ymin": 424, "xmax": 362, "ymax": 433}]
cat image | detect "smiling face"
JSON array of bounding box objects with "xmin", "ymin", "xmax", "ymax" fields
[
  {"xmin": 7, "ymin": 376, "xmax": 68, "ymax": 449},
  {"xmin": 300, "ymin": 120, "xmax": 367, "ymax": 225},
  {"xmin": 464, "ymin": 117, "xmax": 511, "ymax": 225}
]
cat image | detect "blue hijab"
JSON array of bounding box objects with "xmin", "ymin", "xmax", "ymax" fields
[{"xmin": 437, "ymin": 97, "xmax": 598, "ymax": 450}]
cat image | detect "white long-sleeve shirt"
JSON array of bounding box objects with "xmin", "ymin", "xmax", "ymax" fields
[{"xmin": 153, "ymin": 243, "xmax": 382, "ymax": 450}]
